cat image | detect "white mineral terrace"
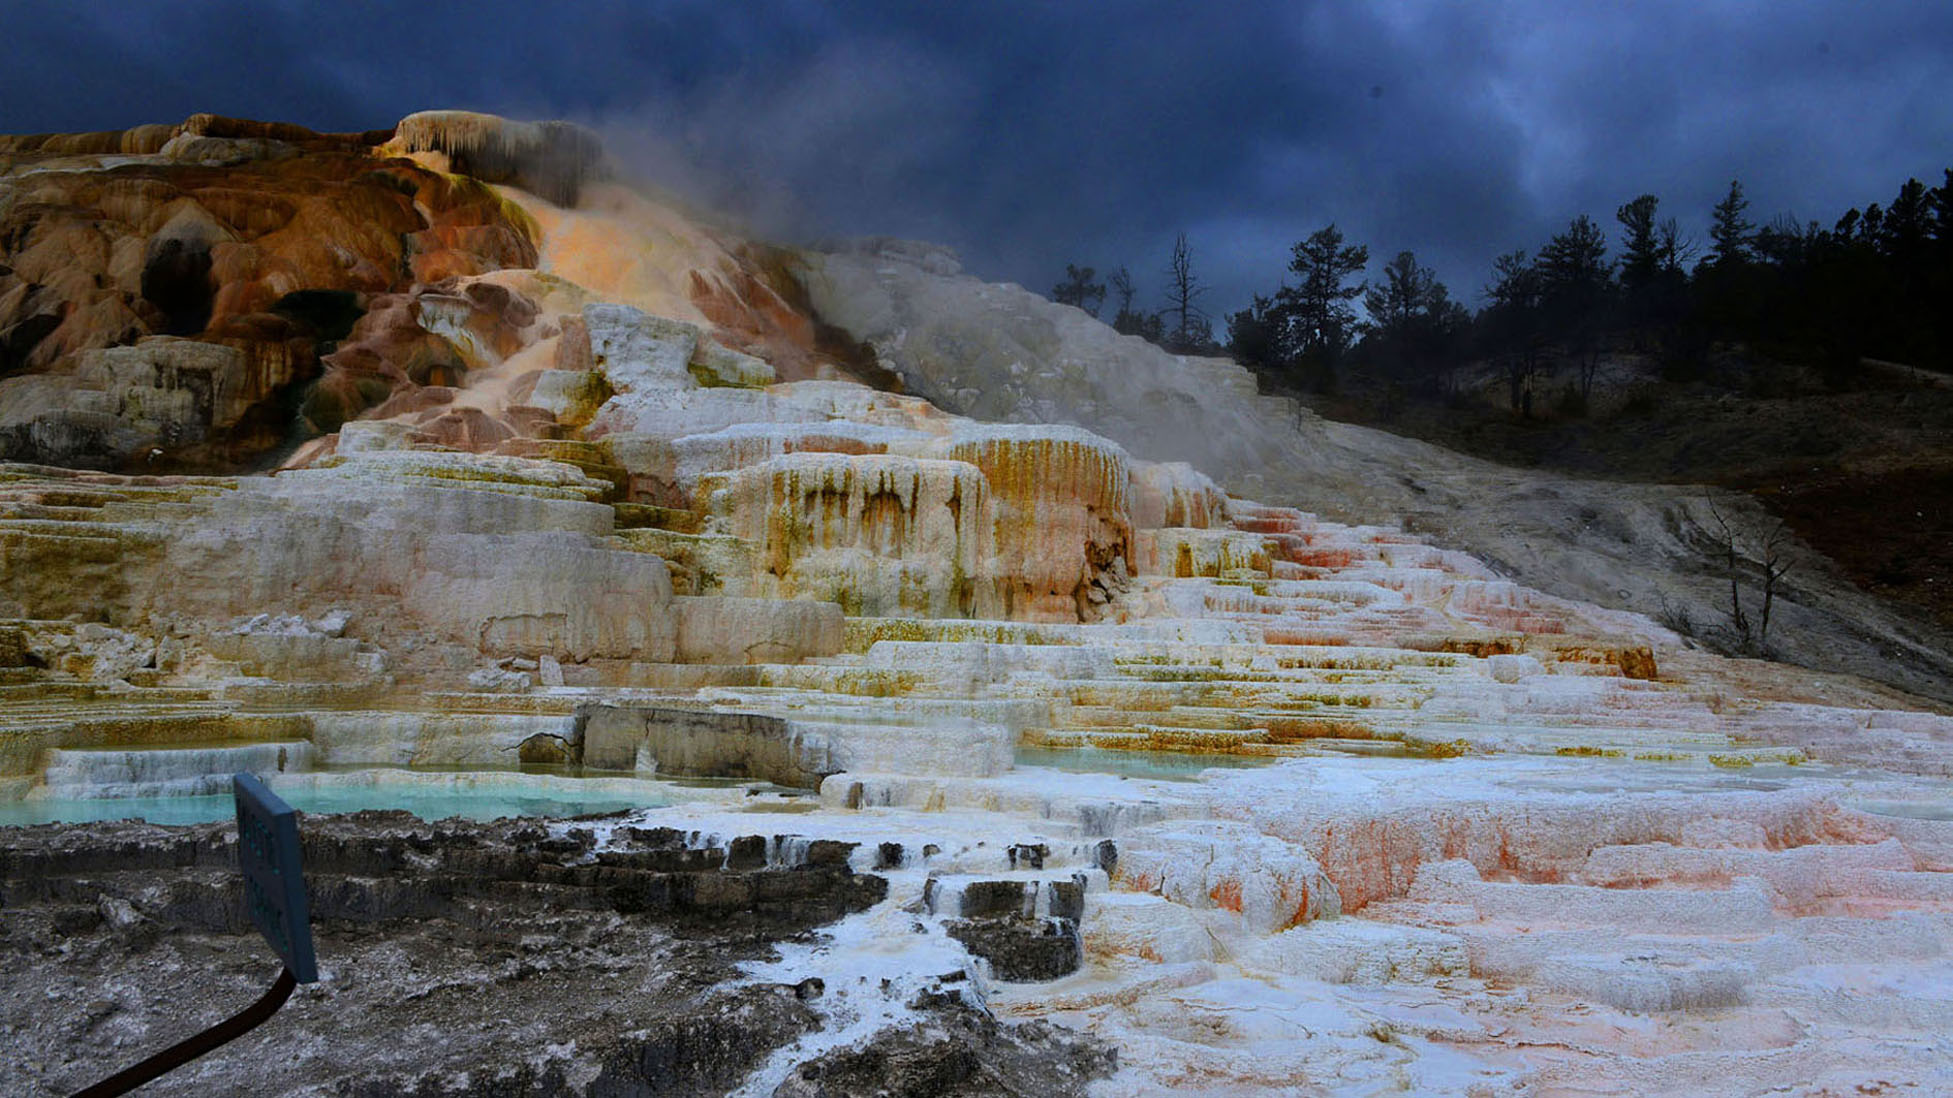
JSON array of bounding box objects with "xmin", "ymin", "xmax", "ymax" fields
[
  {"xmin": 9, "ymin": 439, "xmax": 1952, "ymax": 1093},
  {"xmin": 3, "ymin": 191, "xmax": 1951, "ymax": 1095}
]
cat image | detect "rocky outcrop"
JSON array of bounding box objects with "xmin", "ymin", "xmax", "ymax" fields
[
  {"xmin": 505, "ymin": 184, "xmax": 888, "ymax": 387},
  {"xmin": 673, "ymin": 595, "xmax": 843, "ymax": 664},
  {"xmin": 382, "ymin": 109, "xmax": 605, "ymax": 207},
  {"xmin": 0, "ymin": 452, "xmax": 678, "ymax": 678},
  {"xmin": 578, "ymin": 301, "xmax": 776, "ymax": 396},
  {"xmin": 0, "ymin": 112, "xmax": 860, "ymax": 474},
  {"xmin": 774, "ymin": 1008, "xmax": 1115, "ymax": 1098},
  {"xmin": 301, "ymin": 278, "xmax": 546, "ymax": 434},
  {"xmin": 0, "ymin": 339, "xmax": 251, "ymax": 467},
  {"xmin": 929, "ymin": 873, "xmax": 1088, "ymax": 981},
  {"xmin": 0, "ymin": 115, "xmax": 541, "ymax": 469}
]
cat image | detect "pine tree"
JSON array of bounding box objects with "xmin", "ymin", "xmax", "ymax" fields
[
  {"xmin": 1278, "ymin": 224, "xmax": 1368, "ymax": 388},
  {"xmin": 1362, "ymin": 251, "xmax": 1466, "ymax": 391},
  {"xmin": 1536, "ymin": 215, "xmax": 1614, "ymax": 401},
  {"xmin": 1050, "ymin": 264, "xmax": 1106, "ymax": 317},
  {"xmin": 1226, "ymin": 294, "xmax": 1285, "ymax": 375},
  {"xmin": 1709, "ymin": 179, "xmax": 1753, "ymax": 268},
  {"xmin": 1364, "ymin": 251, "xmax": 1439, "ymax": 332},
  {"xmin": 1482, "ymin": 250, "xmax": 1546, "ymax": 412},
  {"xmin": 1538, "ymin": 214, "xmax": 1611, "ymax": 294},
  {"xmin": 1616, "ymin": 194, "xmax": 1662, "ymax": 292}
]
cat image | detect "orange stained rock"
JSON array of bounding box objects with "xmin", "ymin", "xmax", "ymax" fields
[
  {"xmin": 1208, "ymin": 878, "xmax": 1244, "ymax": 913},
  {"xmin": 507, "ymin": 182, "xmax": 719, "ymax": 326},
  {"xmin": 941, "ymin": 430, "xmax": 1136, "ymax": 620},
  {"xmin": 1, "ymin": 148, "xmax": 539, "ymax": 435},
  {"xmin": 302, "ymin": 277, "xmax": 550, "ymax": 436}
]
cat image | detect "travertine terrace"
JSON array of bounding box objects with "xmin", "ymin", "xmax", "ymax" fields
[{"xmin": 4, "ymin": 112, "xmax": 1953, "ymax": 1096}]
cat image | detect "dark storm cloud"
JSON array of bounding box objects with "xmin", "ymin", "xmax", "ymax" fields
[{"xmin": 4, "ymin": 0, "xmax": 1949, "ymax": 316}]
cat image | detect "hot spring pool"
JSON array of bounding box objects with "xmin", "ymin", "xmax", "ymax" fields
[{"xmin": 0, "ymin": 767, "xmax": 764, "ymax": 828}]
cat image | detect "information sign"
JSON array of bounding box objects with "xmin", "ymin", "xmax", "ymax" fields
[{"xmin": 232, "ymin": 772, "xmax": 318, "ymax": 983}]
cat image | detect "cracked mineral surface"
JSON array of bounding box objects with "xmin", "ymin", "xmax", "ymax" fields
[{"xmin": 4, "ymin": 111, "xmax": 1953, "ymax": 1096}]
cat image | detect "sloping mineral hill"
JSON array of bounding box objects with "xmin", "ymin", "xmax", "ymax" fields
[{"xmin": 3, "ymin": 112, "xmax": 1953, "ymax": 1096}]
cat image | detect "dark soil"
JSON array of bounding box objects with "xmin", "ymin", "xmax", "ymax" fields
[
  {"xmin": 1754, "ymin": 468, "xmax": 1953, "ymax": 629},
  {"xmin": 0, "ymin": 812, "xmax": 1112, "ymax": 1098}
]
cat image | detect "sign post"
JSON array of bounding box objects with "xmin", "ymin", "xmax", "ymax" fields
[{"xmin": 72, "ymin": 773, "xmax": 317, "ymax": 1098}]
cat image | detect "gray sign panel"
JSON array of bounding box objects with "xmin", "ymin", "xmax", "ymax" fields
[{"xmin": 233, "ymin": 773, "xmax": 318, "ymax": 983}]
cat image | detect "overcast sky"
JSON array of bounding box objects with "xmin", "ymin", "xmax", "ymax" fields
[{"xmin": 4, "ymin": 0, "xmax": 1950, "ymax": 319}]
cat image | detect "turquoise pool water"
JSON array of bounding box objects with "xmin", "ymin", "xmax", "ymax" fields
[
  {"xmin": 0, "ymin": 786, "xmax": 659, "ymax": 828},
  {"xmin": 0, "ymin": 768, "xmax": 739, "ymax": 828}
]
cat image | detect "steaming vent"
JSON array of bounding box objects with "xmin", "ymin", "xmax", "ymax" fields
[{"xmin": 387, "ymin": 109, "xmax": 606, "ymax": 207}]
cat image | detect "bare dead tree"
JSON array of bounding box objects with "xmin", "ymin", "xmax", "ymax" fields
[
  {"xmin": 1709, "ymin": 505, "xmax": 1753, "ymax": 653},
  {"xmin": 1706, "ymin": 504, "xmax": 1795, "ymax": 656},
  {"xmin": 1162, "ymin": 233, "xmax": 1211, "ymax": 352},
  {"xmin": 1656, "ymin": 217, "xmax": 1700, "ymax": 273},
  {"xmin": 1110, "ymin": 266, "xmax": 1135, "ymax": 317},
  {"xmin": 1577, "ymin": 347, "xmax": 1605, "ymax": 404}
]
